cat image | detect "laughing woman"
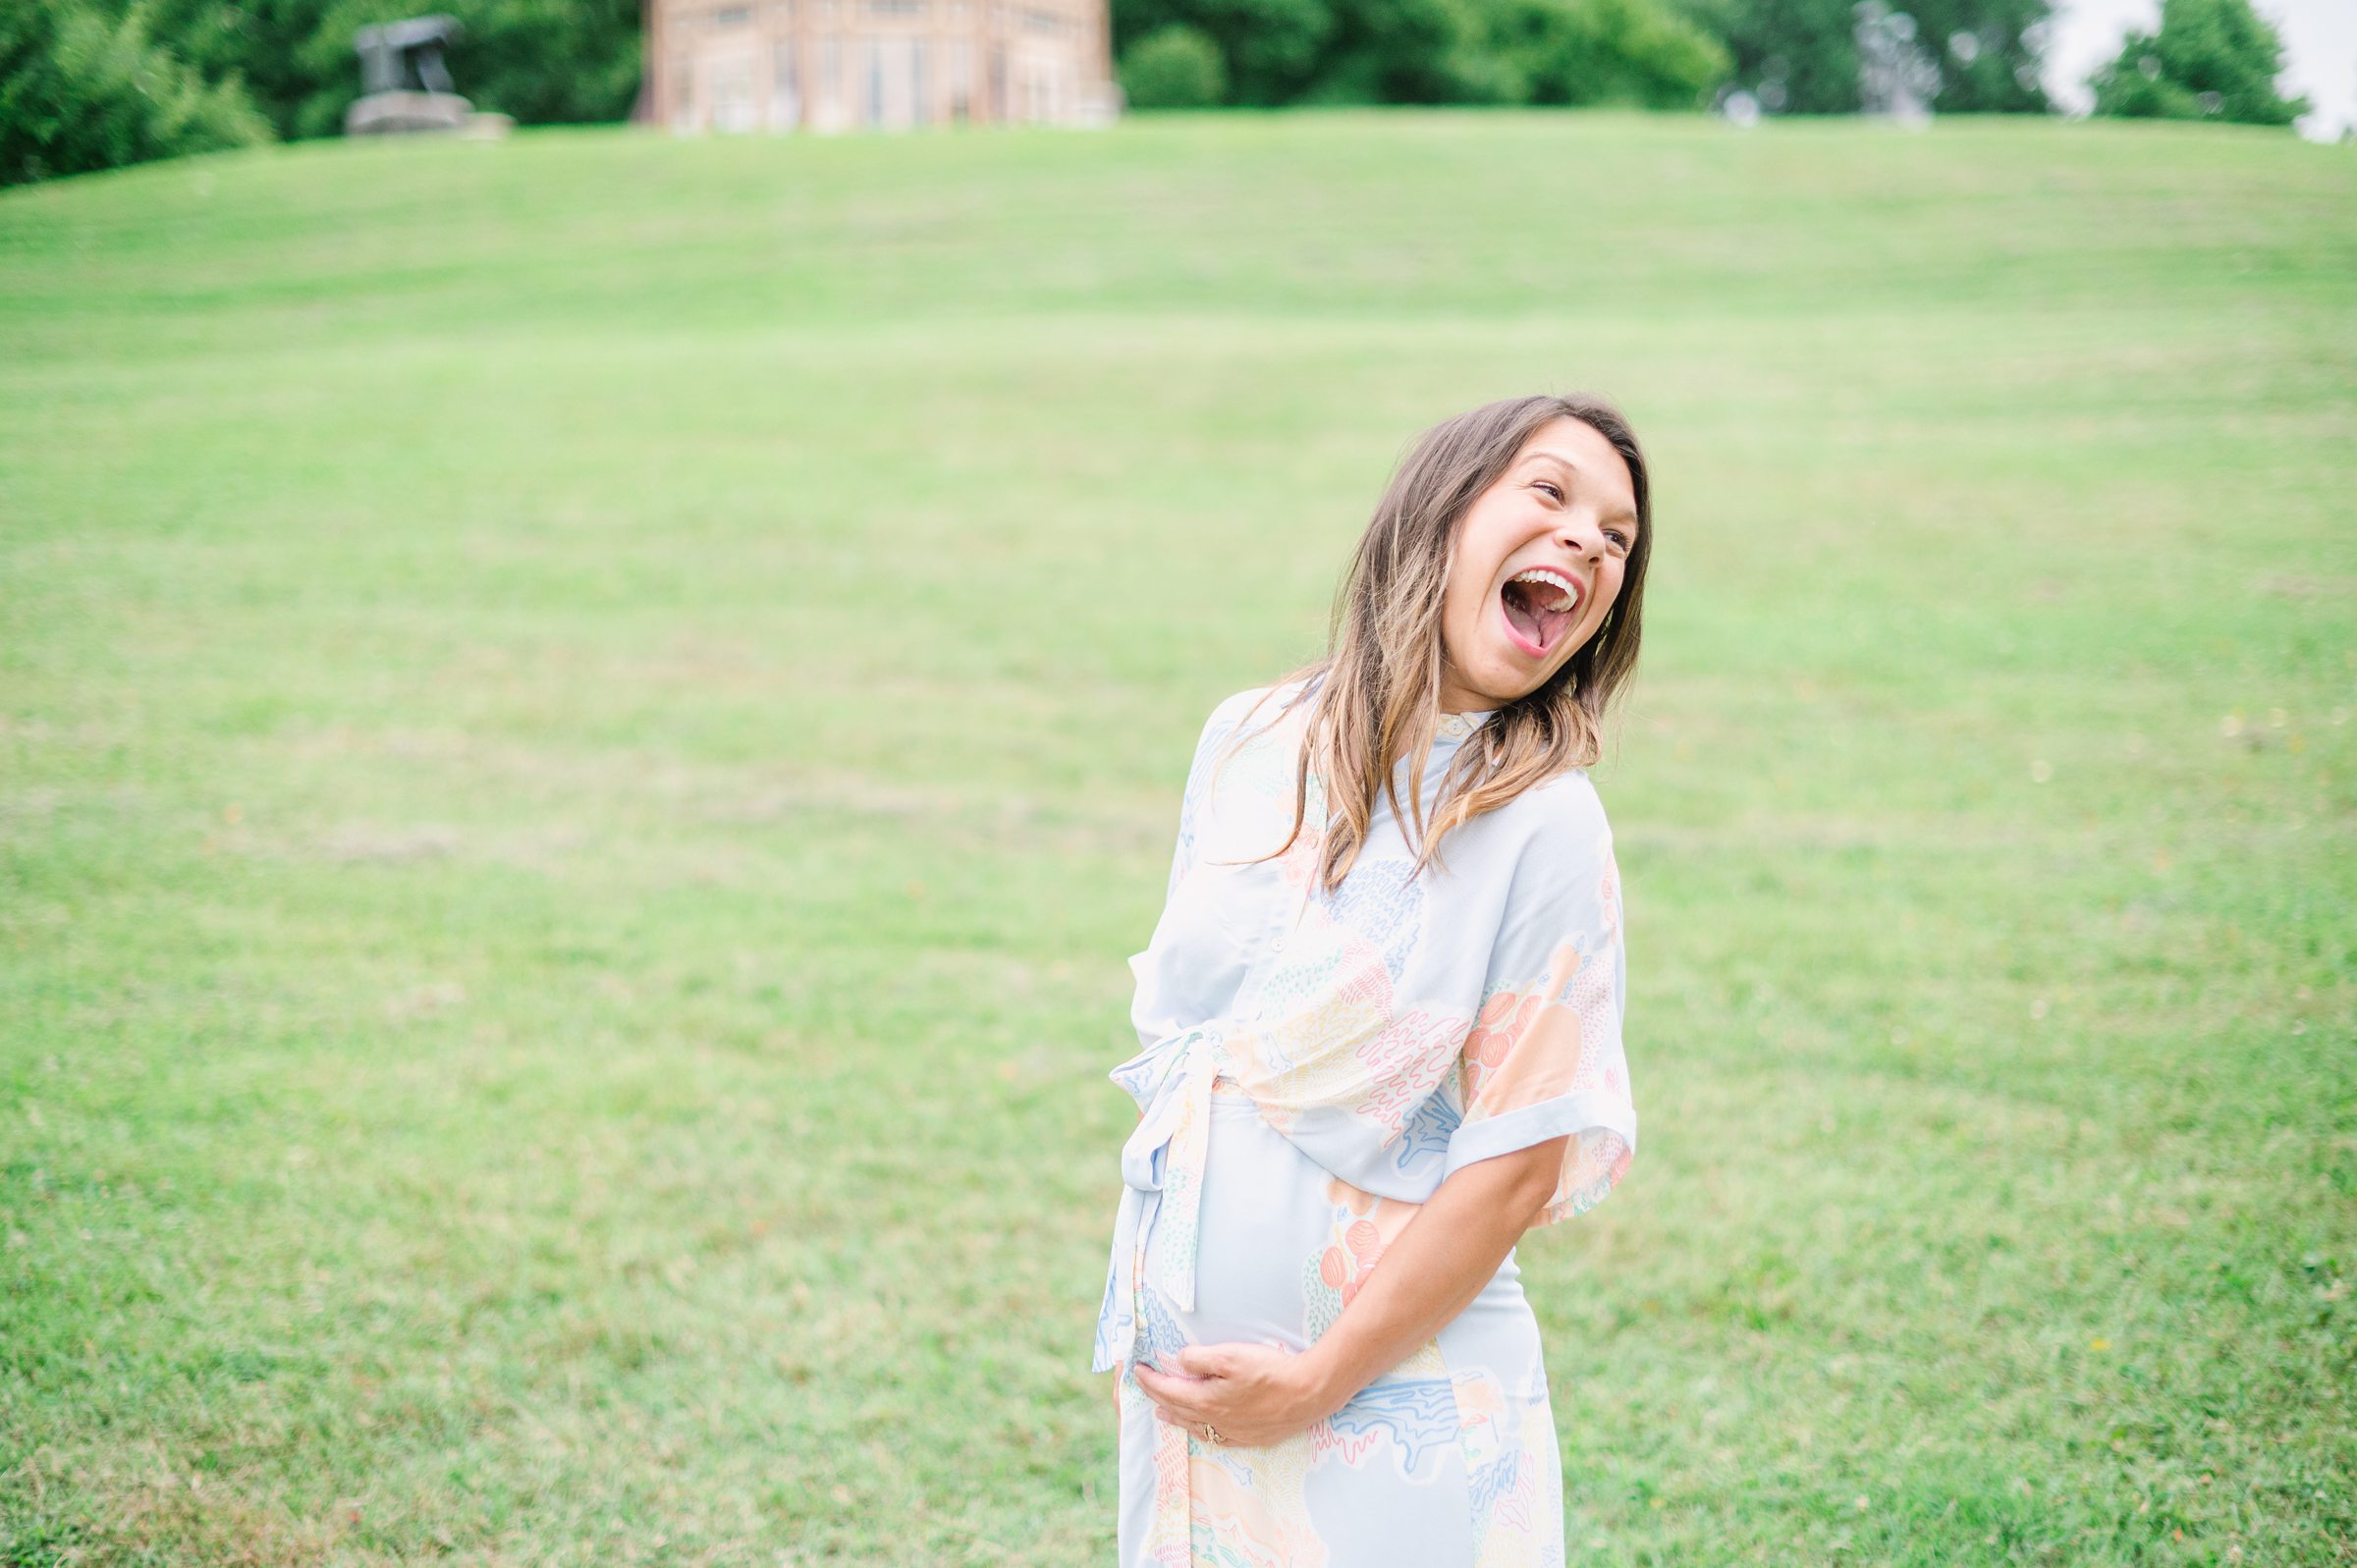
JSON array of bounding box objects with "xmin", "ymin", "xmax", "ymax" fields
[{"xmin": 1090, "ymin": 393, "xmax": 1654, "ymax": 1566}]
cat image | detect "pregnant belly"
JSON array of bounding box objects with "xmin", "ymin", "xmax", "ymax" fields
[
  {"xmin": 1140, "ymin": 1088, "xmax": 1469, "ymax": 1369},
  {"xmin": 1139, "ymin": 1086, "xmax": 1544, "ymax": 1387}
]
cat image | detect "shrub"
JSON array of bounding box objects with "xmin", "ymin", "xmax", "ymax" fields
[
  {"xmin": 1120, "ymin": 22, "xmax": 1230, "ymax": 106},
  {"xmin": 0, "ymin": 0, "xmax": 273, "ymax": 186},
  {"xmin": 1111, "ymin": 0, "xmax": 1337, "ymax": 107}
]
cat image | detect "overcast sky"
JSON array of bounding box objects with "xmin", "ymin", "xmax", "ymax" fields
[{"xmin": 2040, "ymin": 0, "xmax": 2356, "ymax": 140}]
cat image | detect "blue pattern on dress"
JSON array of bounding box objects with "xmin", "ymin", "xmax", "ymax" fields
[
  {"xmin": 1389, "ymin": 1086, "xmax": 1461, "ymax": 1182},
  {"xmin": 1320, "ymin": 856, "xmax": 1426, "ymax": 982},
  {"xmin": 1468, "ymin": 1447, "xmax": 1521, "ymax": 1519},
  {"xmin": 1328, "ymin": 1379, "xmax": 1463, "ymax": 1477},
  {"xmin": 1093, "ymin": 1261, "xmax": 1131, "ymax": 1372},
  {"xmin": 1133, "ymin": 1275, "xmax": 1190, "ymax": 1371}
]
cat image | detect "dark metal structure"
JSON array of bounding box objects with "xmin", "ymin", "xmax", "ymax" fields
[{"xmin": 355, "ymin": 15, "xmax": 464, "ymax": 97}]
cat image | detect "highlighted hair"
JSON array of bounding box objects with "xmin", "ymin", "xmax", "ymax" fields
[{"xmin": 1219, "ymin": 393, "xmax": 1654, "ymax": 896}]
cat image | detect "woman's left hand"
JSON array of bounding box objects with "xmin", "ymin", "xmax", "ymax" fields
[{"xmin": 1131, "ymin": 1343, "xmax": 1342, "ymax": 1448}]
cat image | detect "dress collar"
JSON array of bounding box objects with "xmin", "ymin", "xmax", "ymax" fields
[{"xmin": 1435, "ymin": 708, "xmax": 1497, "ymax": 741}]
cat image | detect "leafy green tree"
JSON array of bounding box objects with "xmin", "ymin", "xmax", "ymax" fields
[
  {"xmin": 1112, "ymin": 0, "xmax": 1339, "ymax": 105},
  {"xmin": 1120, "ymin": 21, "xmax": 1228, "ymax": 105},
  {"xmin": 123, "ymin": 0, "xmax": 337, "ymax": 135},
  {"xmin": 2088, "ymin": 0, "xmax": 2307, "ymax": 126},
  {"xmin": 1668, "ymin": 0, "xmax": 2053, "ymax": 114},
  {"xmin": 98, "ymin": 0, "xmax": 640, "ymax": 139},
  {"xmin": 1297, "ymin": 0, "xmax": 1492, "ymax": 103},
  {"xmin": 1116, "ymin": 0, "xmax": 1728, "ymax": 108},
  {"xmin": 1669, "ymin": 0, "xmax": 1858, "ymax": 111},
  {"xmin": 1896, "ymin": 0, "xmax": 2050, "ymax": 110},
  {"xmin": 1, "ymin": 0, "xmax": 272, "ymax": 186},
  {"xmin": 1481, "ymin": 0, "xmax": 1729, "ymax": 108}
]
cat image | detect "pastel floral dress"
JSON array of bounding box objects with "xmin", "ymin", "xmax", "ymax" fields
[{"xmin": 1091, "ymin": 677, "xmax": 1640, "ymax": 1568}]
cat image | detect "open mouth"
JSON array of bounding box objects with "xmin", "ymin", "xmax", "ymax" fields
[{"xmin": 1498, "ymin": 568, "xmax": 1579, "ymax": 659}]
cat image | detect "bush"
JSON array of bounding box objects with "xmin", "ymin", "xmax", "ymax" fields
[
  {"xmin": 0, "ymin": 0, "xmax": 273, "ymax": 187},
  {"xmin": 120, "ymin": 0, "xmax": 340, "ymax": 137},
  {"xmin": 1112, "ymin": 0, "xmax": 1338, "ymax": 107},
  {"xmin": 2088, "ymin": 0, "xmax": 2307, "ymax": 127},
  {"xmin": 1121, "ymin": 22, "xmax": 1230, "ymax": 106}
]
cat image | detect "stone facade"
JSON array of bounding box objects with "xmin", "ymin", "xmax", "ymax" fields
[{"xmin": 639, "ymin": 0, "xmax": 1119, "ymax": 133}]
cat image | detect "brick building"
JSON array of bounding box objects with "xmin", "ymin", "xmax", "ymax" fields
[{"xmin": 638, "ymin": 0, "xmax": 1121, "ymax": 133}]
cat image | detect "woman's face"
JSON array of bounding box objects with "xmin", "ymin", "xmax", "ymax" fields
[{"xmin": 1436, "ymin": 415, "xmax": 1641, "ymax": 713}]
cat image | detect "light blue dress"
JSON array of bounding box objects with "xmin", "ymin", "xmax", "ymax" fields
[{"xmin": 1092, "ymin": 678, "xmax": 1641, "ymax": 1567}]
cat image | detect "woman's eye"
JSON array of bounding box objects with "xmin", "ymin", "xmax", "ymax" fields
[
  {"xmin": 1606, "ymin": 530, "xmax": 1630, "ymax": 550},
  {"xmin": 1534, "ymin": 481, "xmax": 1562, "ymax": 501}
]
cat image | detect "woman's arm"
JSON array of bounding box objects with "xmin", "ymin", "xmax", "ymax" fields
[{"xmin": 1131, "ymin": 1132, "xmax": 1569, "ymax": 1446}]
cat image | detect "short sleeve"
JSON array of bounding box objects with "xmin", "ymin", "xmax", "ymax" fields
[
  {"xmin": 1441, "ymin": 784, "xmax": 1638, "ymax": 1226},
  {"xmin": 1160, "ymin": 687, "xmax": 1259, "ymax": 901},
  {"xmin": 1125, "ymin": 689, "xmax": 1265, "ymax": 1052}
]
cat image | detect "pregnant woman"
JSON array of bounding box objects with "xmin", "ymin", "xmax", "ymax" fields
[{"xmin": 1090, "ymin": 392, "xmax": 1653, "ymax": 1567}]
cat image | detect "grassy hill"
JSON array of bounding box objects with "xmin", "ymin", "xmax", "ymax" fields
[{"xmin": 1, "ymin": 110, "xmax": 2351, "ymax": 1564}]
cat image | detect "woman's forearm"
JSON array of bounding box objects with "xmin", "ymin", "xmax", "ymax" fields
[{"xmin": 1289, "ymin": 1136, "xmax": 1568, "ymax": 1415}]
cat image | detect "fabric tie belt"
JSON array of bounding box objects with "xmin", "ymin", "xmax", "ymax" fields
[{"xmin": 1090, "ymin": 1022, "xmax": 1233, "ymax": 1375}]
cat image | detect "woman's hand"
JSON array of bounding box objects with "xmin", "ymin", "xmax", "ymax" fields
[{"xmin": 1131, "ymin": 1343, "xmax": 1343, "ymax": 1448}]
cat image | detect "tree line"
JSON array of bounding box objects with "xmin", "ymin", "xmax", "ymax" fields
[{"xmin": 1, "ymin": 0, "xmax": 2319, "ymax": 187}]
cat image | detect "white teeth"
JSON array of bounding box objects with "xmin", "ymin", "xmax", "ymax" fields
[{"xmin": 1507, "ymin": 568, "xmax": 1578, "ymax": 613}]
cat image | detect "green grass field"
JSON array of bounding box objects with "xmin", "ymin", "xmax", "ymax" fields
[{"xmin": 1, "ymin": 108, "xmax": 2351, "ymax": 1565}]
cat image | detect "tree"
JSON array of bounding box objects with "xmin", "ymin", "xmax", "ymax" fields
[
  {"xmin": 94, "ymin": 0, "xmax": 642, "ymax": 139},
  {"xmin": 0, "ymin": 0, "xmax": 272, "ymax": 186},
  {"xmin": 1112, "ymin": 0, "xmax": 1340, "ymax": 106},
  {"xmin": 1666, "ymin": 0, "xmax": 2054, "ymax": 114},
  {"xmin": 121, "ymin": 0, "xmax": 339, "ymax": 135},
  {"xmin": 1114, "ymin": 0, "xmax": 1729, "ymax": 107},
  {"xmin": 2088, "ymin": 0, "xmax": 2308, "ymax": 126},
  {"xmin": 1299, "ymin": 0, "xmax": 1495, "ymax": 104},
  {"xmin": 1897, "ymin": 0, "xmax": 2051, "ymax": 111},
  {"xmin": 1481, "ymin": 0, "xmax": 1729, "ymax": 109},
  {"xmin": 1668, "ymin": 0, "xmax": 1859, "ymax": 112}
]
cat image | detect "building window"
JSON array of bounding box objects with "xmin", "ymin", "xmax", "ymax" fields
[
  {"xmin": 865, "ymin": 37, "xmax": 883, "ymax": 124},
  {"xmin": 910, "ymin": 36, "xmax": 927, "ymax": 124},
  {"xmin": 863, "ymin": 0, "xmax": 924, "ymax": 13},
  {"xmin": 713, "ymin": 4, "xmax": 753, "ymax": 24},
  {"xmin": 770, "ymin": 38, "xmax": 799, "ymax": 127},
  {"xmin": 823, "ymin": 35, "xmax": 842, "ymax": 105},
  {"xmin": 714, "ymin": 53, "xmax": 756, "ymax": 129}
]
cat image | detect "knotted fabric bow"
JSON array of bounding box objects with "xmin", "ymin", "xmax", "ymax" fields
[{"xmin": 1090, "ymin": 1022, "xmax": 1232, "ymax": 1375}]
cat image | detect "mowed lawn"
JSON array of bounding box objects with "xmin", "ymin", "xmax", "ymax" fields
[{"xmin": 1, "ymin": 108, "xmax": 2351, "ymax": 1565}]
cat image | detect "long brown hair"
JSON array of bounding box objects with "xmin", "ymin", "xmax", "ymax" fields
[{"xmin": 1216, "ymin": 393, "xmax": 1654, "ymax": 896}]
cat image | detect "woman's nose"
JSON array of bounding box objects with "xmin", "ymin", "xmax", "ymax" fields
[{"xmin": 1555, "ymin": 514, "xmax": 1605, "ymax": 559}]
